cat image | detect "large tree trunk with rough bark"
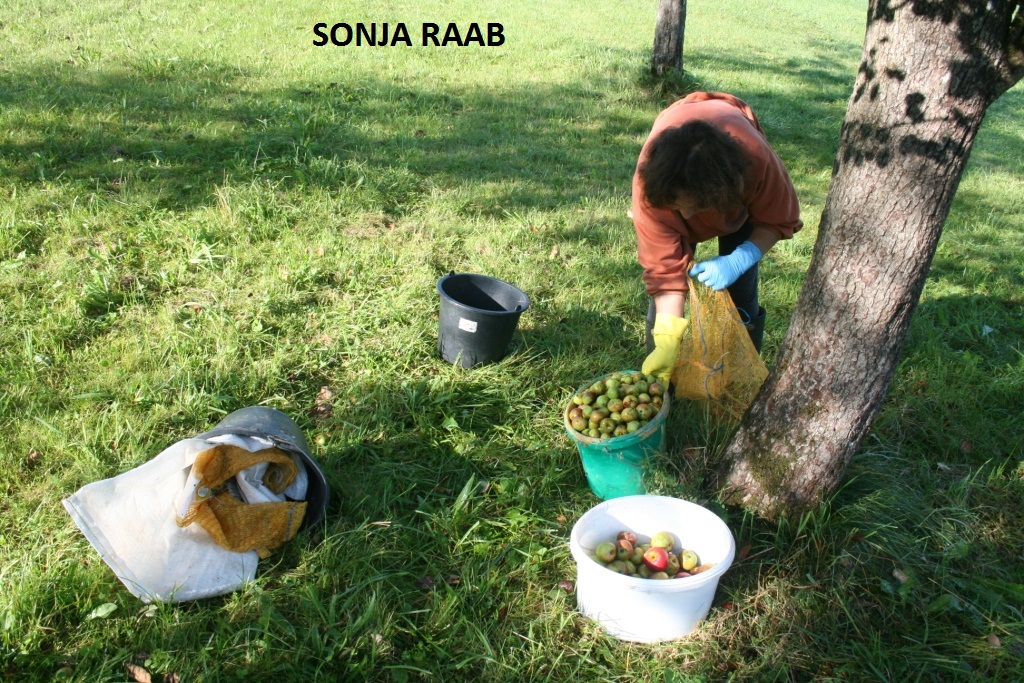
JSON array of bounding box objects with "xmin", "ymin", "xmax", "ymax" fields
[
  {"xmin": 652, "ymin": 0, "xmax": 686, "ymax": 76},
  {"xmin": 715, "ymin": 1, "xmax": 1024, "ymax": 519}
]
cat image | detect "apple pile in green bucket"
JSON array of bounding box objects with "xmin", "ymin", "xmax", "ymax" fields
[
  {"xmin": 567, "ymin": 370, "xmax": 667, "ymax": 439},
  {"xmin": 592, "ymin": 530, "xmax": 715, "ymax": 580}
]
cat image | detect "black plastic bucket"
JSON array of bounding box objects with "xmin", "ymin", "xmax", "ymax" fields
[
  {"xmin": 436, "ymin": 272, "xmax": 530, "ymax": 368},
  {"xmin": 196, "ymin": 406, "xmax": 330, "ymax": 530}
]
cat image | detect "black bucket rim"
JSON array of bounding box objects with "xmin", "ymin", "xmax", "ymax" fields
[{"xmin": 436, "ymin": 272, "xmax": 531, "ymax": 316}]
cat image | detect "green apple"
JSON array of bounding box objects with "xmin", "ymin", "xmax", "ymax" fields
[
  {"xmin": 606, "ymin": 560, "xmax": 631, "ymax": 575},
  {"xmin": 595, "ymin": 541, "xmax": 616, "ymax": 563},
  {"xmin": 650, "ymin": 531, "xmax": 675, "ymax": 551},
  {"xmin": 680, "ymin": 549, "xmax": 700, "ymax": 571}
]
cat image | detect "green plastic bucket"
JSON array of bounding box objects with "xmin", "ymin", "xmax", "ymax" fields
[{"xmin": 564, "ymin": 371, "xmax": 671, "ymax": 500}]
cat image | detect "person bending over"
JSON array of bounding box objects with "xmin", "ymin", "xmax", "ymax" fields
[{"xmin": 631, "ymin": 91, "xmax": 803, "ymax": 384}]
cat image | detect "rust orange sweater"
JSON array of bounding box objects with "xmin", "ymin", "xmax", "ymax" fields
[{"xmin": 631, "ymin": 92, "xmax": 802, "ymax": 295}]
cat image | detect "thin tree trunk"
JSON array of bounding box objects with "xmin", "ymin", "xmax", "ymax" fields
[
  {"xmin": 652, "ymin": 0, "xmax": 686, "ymax": 76},
  {"xmin": 715, "ymin": 0, "xmax": 1024, "ymax": 519}
]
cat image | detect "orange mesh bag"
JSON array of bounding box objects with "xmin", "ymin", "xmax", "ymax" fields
[
  {"xmin": 176, "ymin": 444, "xmax": 307, "ymax": 558},
  {"xmin": 672, "ymin": 278, "xmax": 768, "ymax": 422}
]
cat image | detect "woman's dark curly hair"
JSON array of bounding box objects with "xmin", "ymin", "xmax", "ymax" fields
[{"xmin": 638, "ymin": 120, "xmax": 751, "ymax": 212}]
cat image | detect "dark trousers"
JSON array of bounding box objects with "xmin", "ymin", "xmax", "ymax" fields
[{"xmin": 645, "ymin": 221, "xmax": 759, "ymax": 352}]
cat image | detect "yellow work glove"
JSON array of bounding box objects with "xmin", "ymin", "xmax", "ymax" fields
[{"xmin": 642, "ymin": 312, "xmax": 689, "ymax": 385}]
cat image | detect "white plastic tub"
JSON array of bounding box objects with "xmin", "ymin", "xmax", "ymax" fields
[{"xmin": 569, "ymin": 495, "xmax": 736, "ymax": 642}]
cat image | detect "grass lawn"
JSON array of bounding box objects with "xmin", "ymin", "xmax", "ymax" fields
[{"xmin": 2, "ymin": 0, "xmax": 1023, "ymax": 680}]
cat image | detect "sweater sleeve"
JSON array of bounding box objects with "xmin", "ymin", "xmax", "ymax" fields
[
  {"xmin": 744, "ymin": 143, "xmax": 803, "ymax": 240},
  {"xmin": 631, "ymin": 164, "xmax": 693, "ymax": 295}
]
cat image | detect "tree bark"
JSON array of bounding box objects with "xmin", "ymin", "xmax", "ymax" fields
[
  {"xmin": 715, "ymin": 0, "xmax": 1024, "ymax": 519},
  {"xmin": 652, "ymin": 0, "xmax": 686, "ymax": 76}
]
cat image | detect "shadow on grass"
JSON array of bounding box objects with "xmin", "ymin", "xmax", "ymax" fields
[
  {"xmin": 3, "ymin": 37, "xmax": 1018, "ymax": 272},
  {"xmin": 666, "ymin": 45, "xmax": 859, "ymax": 168},
  {"xmin": 881, "ymin": 292, "xmax": 1024, "ymax": 460},
  {"xmin": 7, "ymin": 25, "xmax": 1024, "ymax": 681},
  {"xmin": 5, "ymin": 36, "xmax": 1018, "ymax": 460},
  {"xmin": 0, "ymin": 43, "xmax": 853, "ymax": 245},
  {"xmin": 0, "ymin": 58, "xmax": 645, "ymax": 217}
]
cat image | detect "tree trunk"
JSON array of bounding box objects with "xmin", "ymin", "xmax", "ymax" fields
[
  {"xmin": 652, "ymin": 0, "xmax": 686, "ymax": 76},
  {"xmin": 715, "ymin": 0, "xmax": 1024, "ymax": 519}
]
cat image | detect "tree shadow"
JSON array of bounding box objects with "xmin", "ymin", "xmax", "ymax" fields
[
  {"xmin": 0, "ymin": 58, "xmax": 647, "ymax": 218},
  {"xmin": 4, "ymin": 25, "xmax": 1017, "ymax": 288},
  {"xmin": 8, "ymin": 16, "xmax": 1024, "ymax": 680},
  {"xmin": 6, "ymin": 28, "xmax": 1017, "ymax": 420},
  {"xmin": 828, "ymin": 2, "xmax": 1023, "ymax": 182},
  {"xmin": 0, "ymin": 38, "xmax": 852, "ymax": 215},
  {"xmin": 882, "ymin": 292, "xmax": 1024, "ymax": 457}
]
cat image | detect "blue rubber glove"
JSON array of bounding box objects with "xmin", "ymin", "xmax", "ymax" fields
[{"xmin": 688, "ymin": 241, "xmax": 763, "ymax": 291}]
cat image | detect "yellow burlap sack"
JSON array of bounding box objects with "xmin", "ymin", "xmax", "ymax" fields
[
  {"xmin": 176, "ymin": 444, "xmax": 307, "ymax": 558},
  {"xmin": 672, "ymin": 279, "xmax": 768, "ymax": 422}
]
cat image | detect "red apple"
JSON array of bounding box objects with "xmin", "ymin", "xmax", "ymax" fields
[{"xmin": 643, "ymin": 546, "xmax": 669, "ymax": 572}]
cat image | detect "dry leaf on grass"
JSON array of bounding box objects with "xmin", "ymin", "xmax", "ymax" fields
[{"xmin": 311, "ymin": 386, "xmax": 334, "ymax": 419}]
